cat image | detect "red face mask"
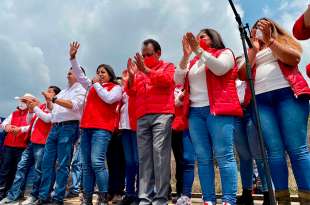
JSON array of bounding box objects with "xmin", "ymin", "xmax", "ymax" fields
[
  {"xmin": 144, "ymin": 55, "xmax": 160, "ymax": 68},
  {"xmin": 199, "ymin": 39, "xmax": 210, "ymax": 51}
]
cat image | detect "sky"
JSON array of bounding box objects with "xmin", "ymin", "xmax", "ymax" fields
[{"xmin": 1, "ymin": 0, "xmax": 310, "ymax": 116}]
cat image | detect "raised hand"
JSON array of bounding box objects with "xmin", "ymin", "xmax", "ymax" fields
[
  {"xmin": 127, "ymin": 58, "xmax": 137, "ymax": 79},
  {"xmin": 182, "ymin": 35, "xmax": 192, "ymax": 58},
  {"xmin": 256, "ymin": 20, "xmax": 273, "ymax": 45},
  {"xmin": 250, "ymin": 28, "xmax": 261, "ymax": 52},
  {"xmin": 28, "ymin": 98, "xmax": 40, "ymax": 111},
  {"xmin": 41, "ymin": 91, "xmax": 53, "ymax": 102},
  {"xmin": 134, "ymin": 53, "xmax": 149, "ymax": 73},
  {"xmin": 186, "ymin": 32, "xmax": 199, "ymax": 52},
  {"xmin": 69, "ymin": 41, "xmax": 80, "ymax": 60},
  {"xmin": 91, "ymin": 75, "xmax": 100, "ymax": 84}
]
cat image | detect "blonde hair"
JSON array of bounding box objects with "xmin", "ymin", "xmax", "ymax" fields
[{"xmin": 253, "ymin": 18, "xmax": 302, "ymax": 53}]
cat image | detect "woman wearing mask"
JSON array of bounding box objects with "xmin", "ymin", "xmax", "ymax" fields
[
  {"xmin": 175, "ymin": 29, "xmax": 243, "ymax": 205},
  {"xmin": 69, "ymin": 42, "xmax": 122, "ymax": 205},
  {"xmin": 239, "ymin": 18, "xmax": 310, "ymax": 205}
]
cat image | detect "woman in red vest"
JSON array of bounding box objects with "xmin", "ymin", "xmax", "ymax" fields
[
  {"xmin": 239, "ymin": 18, "xmax": 310, "ymax": 204},
  {"xmin": 175, "ymin": 29, "xmax": 242, "ymax": 205},
  {"xmin": 0, "ymin": 94, "xmax": 31, "ymax": 200},
  {"xmin": 69, "ymin": 42, "xmax": 122, "ymax": 205}
]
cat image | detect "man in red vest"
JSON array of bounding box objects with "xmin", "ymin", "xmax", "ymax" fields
[
  {"xmin": 0, "ymin": 94, "xmax": 32, "ymax": 200},
  {"xmin": 126, "ymin": 39, "xmax": 175, "ymax": 205},
  {"xmin": 0, "ymin": 86, "xmax": 61, "ymax": 205}
]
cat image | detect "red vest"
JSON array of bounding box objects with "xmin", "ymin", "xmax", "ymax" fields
[
  {"xmin": 183, "ymin": 49, "xmax": 243, "ymax": 118},
  {"xmin": 4, "ymin": 109, "xmax": 29, "ymax": 148},
  {"xmin": 28, "ymin": 104, "xmax": 52, "ymax": 145},
  {"xmin": 126, "ymin": 61, "xmax": 175, "ymax": 119},
  {"xmin": 244, "ymin": 60, "xmax": 310, "ymax": 106},
  {"xmin": 80, "ymin": 82, "xmax": 119, "ymax": 132}
]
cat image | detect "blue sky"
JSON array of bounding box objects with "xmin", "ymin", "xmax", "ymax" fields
[{"xmin": 0, "ymin": 0, "xmax": 309, "ymax": 116}]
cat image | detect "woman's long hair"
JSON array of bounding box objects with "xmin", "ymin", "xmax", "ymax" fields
[{"xmin": 253, "ymin": 17, "xmax": 302, "ymax": 53}]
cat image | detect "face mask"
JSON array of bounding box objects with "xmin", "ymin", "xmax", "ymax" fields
[
  {"xmin": 144, "ymin": 55, "xmax": 160, "ymax": 68},
  {"xmin": 19, "ymin": 102, "xmax": 27, "ymax": 110}
]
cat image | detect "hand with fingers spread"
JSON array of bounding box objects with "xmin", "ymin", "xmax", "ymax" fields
[
  {"xmin": 134, "ymin": 53, "xmax": 150, "ymax": 74},
  {"xmin": 256, "ymin": 20, "xmax": 274, "ymax": 46},
  {"xmin": 70, "ymin": 41, "xmax": 80, "ymax": 60},
  {"xmin": 127, "ymin": 58, "xmax": 137, "ymax": 79},
  {"xmin": 186, "ymin": 32, "xmax": 199, "ymax": 53},
  {"xmin": 182, "ymin": 35, "xmax": 192, "ymax": 58}
]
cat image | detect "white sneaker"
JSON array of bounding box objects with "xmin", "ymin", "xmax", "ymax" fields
[
  {"xmin": 203, "ymin": 201, "xmax": 213, "ymax": 205},
  {"xmin": 21, "ymin": 196, "xmax": 37, "ymax": 205},
  {"xmin": 176, "ymin": 196, "xmax": 191, "ymax": 205},
  {"xmin": 222, "ymin": 202, "xmax": 231, "ymax": 205},
  {"xmin": 0, "ymin": 197, "xmax": 14, "ymax": 205}
]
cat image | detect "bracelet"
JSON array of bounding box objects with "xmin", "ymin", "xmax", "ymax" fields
[{"xmin": 267, "ymin": 38, "xmax": 275, "ymax": 47}]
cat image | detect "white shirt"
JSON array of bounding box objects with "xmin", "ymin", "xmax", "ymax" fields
[
  {"xmin": 119, "ymin": 91, "xmax": 130, "ymax": 130},
  {"xmin": 236, "ymin": 80, "xmax": 246, "ymax": 104},
  {"xmin": 238, "ymin": 48, "xmax": 290, "ymax": 95},
  {"xmin": 1, "ymin": 112, "xmax": 29, "ymax": 132},
  {"xmin": 70, "ymin": 59, "xmax": 122, "ymax": 104},
  {"xmin": 51, "ymin": 82, "xmax": 86, "ymax": 123},
  {"xmin": 174, "ymin": 49, "xmax": 234, "ymax": 107}
]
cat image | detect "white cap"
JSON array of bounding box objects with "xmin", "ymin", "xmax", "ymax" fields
[{"xmin": 14, "ymin": 93, "xmax": 35, "ymax": 100}]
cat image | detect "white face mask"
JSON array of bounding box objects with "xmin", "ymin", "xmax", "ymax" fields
[
  {"xmin": 255, "ymin": 29, "xmax": 264, "ymax": 41},
  {"xmin": 18, "ymin": 102, "xmax": 27, "ymax": 110}
]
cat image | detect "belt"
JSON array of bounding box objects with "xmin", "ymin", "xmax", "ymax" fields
[{"xmin": 52, "ymin": 120, "xmax": 79, "ymax": 127}]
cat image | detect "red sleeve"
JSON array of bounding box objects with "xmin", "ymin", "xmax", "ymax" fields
[
  {"xmin": 147, "ymin": 63, "xmax": 175, "ymax": 87},
  {"xmin": 124, "ymin": 78, "xmax": 137, "ymax": 97},
  {"xmin": 293, "ymin": 14, "xmax": 310, "ymax": 40}
]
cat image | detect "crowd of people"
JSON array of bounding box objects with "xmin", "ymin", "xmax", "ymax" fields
[{"xmin": 0, "ymin": 4, "xmax": 310, "ymax": 205}]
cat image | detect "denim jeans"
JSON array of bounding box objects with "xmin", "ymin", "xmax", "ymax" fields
[
  {"xmin": 253, "ymin": 87, "xmax": 310, "ymax": 191},
  {"xmin": 81, "ymin": 128, "xmax": 111, "ymax": 195},
  {"xmin": 234, "ymin": 110, "xmax": 268, "ymax": 192},
  {"xmin": 68, "ymin": 143, "xmax": 82, "ymax": 194},
  {"xmin": 188, "ymin": 106, "xmax": 238, "ymax": 205},
  {"xmin": 7, "ymin": 143, "xmax": 45, "ymax": 200},
  {"xmin": 121, "ymin": 129, "xmax": 139, "ymax": 197},
  {"xmin": 182, "ymin": 130, "xmax": 195, "ymax": 198},
  {"xmin": 0, "ymin": 146, "xmax": 25, "ymax": 199},
  {"xmin": 38, "ymin": 123, "xmax": 79, "ymax": 202}
]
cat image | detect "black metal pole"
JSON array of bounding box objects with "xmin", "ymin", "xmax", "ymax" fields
[{"xmin": 227, "ymin": 1, "xmax": 276, "ymax": 205}]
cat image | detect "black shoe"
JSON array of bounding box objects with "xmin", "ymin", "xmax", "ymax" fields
[
  {"xmin": 49, "ymin": 199, "xmax": 64, "ymax": 205},
  {"xmin": 34, "ymin": 199, "xmax": 50, "ymax": 205},
  {"xmin": 237, "ymin": 189, "xmax": 254, "ymax": 205},
  {"xmin": 262, "ymin": 192, "xmax": 270, "ymax": 205},
  {"xmin": 118, "ymin": 196, "xmax": 136, "ymax": 205},
  {"xmin": 96, "ymin": 193, "xmax": 108, "ymax": 205},
  {"xmin": 65, "ymin": 191, "xmax": 79, "ymax": 199},
  {"xmin": 81, "ymin": 193, "xmax": 93, "ymax": 205}
]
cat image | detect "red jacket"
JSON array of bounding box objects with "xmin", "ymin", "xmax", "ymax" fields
[
  {"xmin": 28, "ymin": 104, "xmax": 52, "ymax": 145},
  {"xmin": 127, "ymin": 92, "xmax": 137, "ymax": 131},
  {"xmin": 4, "ymin": 109, "xmax": 29, "ymax": 148},
  {"xmin": 126, "ymin": 60, "xmax": 175, "ymax": 119},
  {"xmin": 244, "ymin": 60, "xmax": 310, "ymax": 106},
  {"xmin": 293, "ymin": 14, "xmax": 310, "ymax": 40},
  {"xmin": 183, "ymin": 49, "xmax": 243, "ymax": 118},
  {"xmin": 80, "ymin": 82, "xmax": 120, "ymax": 132}
]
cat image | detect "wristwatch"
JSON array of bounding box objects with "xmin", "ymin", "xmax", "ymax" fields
[{"xmin": 52, "ymin": 96, "xmax": 58, "ymax": 103}]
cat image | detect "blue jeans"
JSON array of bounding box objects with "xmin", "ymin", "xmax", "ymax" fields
[
  {"xmin": 7, "ymin": 143, "xmax": 45, "ymax": 200},
  {"xmin": 39, "ymin": 123, "xmax": 79, "ymax": 202},
  {"xmin": 182, "ymin": 130, "xmax": 195, "ymax": 198},
  {"xmin": 188, "ymin": 106, "xmax": 238, "ymax": 205},
  {"xmin": 121, "ymin": 129, "xmax": 139, "ymax": 197},
  {"xmin": 81, "ymin": 128, "xmax": 111, "ymax": 195},
  {"xmin": 234, "ymin": 110, "xmax": 268, "ymax": 192},
  {"xmin": 68, "ymin": 143, "xmax": 81, "ymax": 194},
  {"xmin": 253, "ymin": 87, "xmax": 310, "ymax": 191}
]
